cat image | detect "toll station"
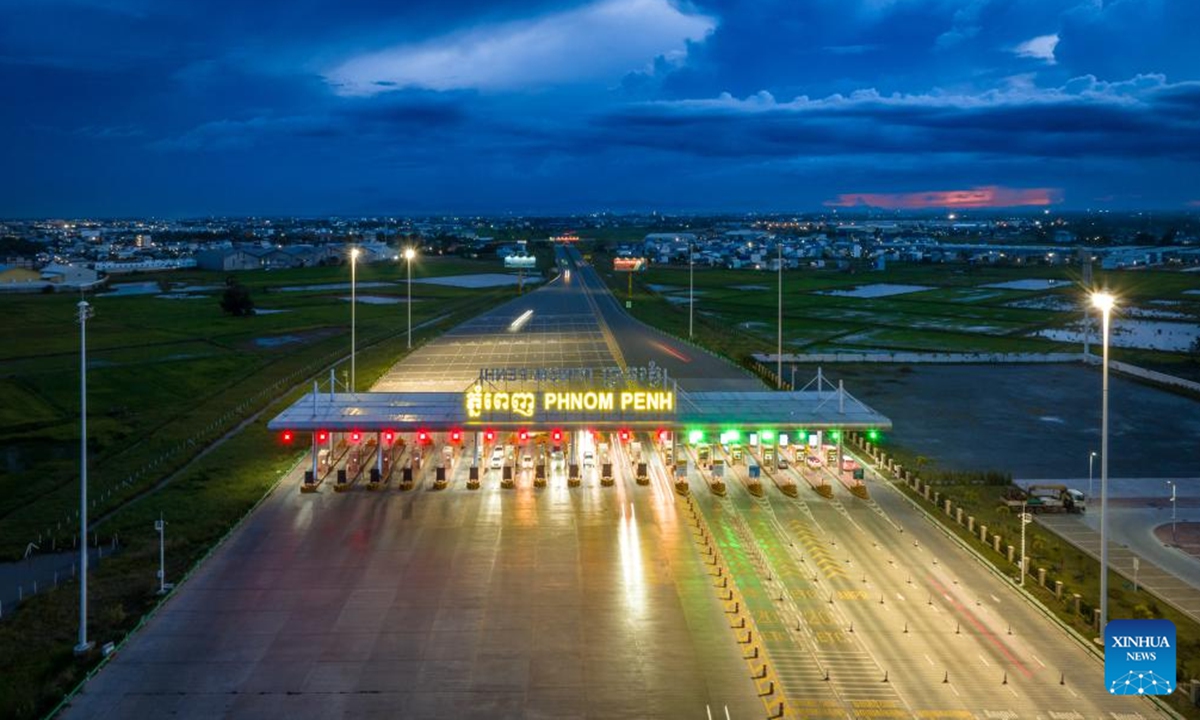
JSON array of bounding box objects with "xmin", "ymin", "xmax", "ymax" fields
[{"xmin": 267, "ymin": 366, "xmax": 891, "ymax": 495}]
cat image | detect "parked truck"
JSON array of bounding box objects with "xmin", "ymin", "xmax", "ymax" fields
[{"xmin": 1004, "ymin": 484, "xmax": 1086, "ymax": 514}]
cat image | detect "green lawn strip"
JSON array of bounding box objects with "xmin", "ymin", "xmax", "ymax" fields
[
  {"xmin": 0, "ymin": 291, "xmax": 499, "ymax": 720},
  {"xmin": 0, "ymin": 279, "xmax": 507, "ymax": 558},
  {"xmin": 873, "ymin": 440, "xmax": 1200, "ymax": 718},
  {"xmin": 0, "ymin": 293, "xmax": 500, "ymax": 559}
]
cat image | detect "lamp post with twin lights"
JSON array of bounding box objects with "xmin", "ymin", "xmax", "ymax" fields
[
  {"xmin": 1092, "ymin": 291, "xmax": 1115, "ymax": 634},
  {"xmin": 405, "ymin": 247, "xmax": 416, "ymax": 349}
]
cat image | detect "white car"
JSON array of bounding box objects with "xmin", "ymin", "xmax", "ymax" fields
[
  {"xmin": 551, "ymin": 451, "xmax": 565, "ymax": 468},
  {"xmin": 490, "ymin": 447, "xmax": 505, "ymax": 469},
  {"xmin": 583, "ymin": 450, "xmax": 595, "ymax": 468},
  {"xmin": 522, "ymin": 454, "xmax": 534, "ymax": 469}
]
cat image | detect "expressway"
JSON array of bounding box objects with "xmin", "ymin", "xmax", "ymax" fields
[{"xmin": 61, "ymin": 246, "xmax": 1164, "ymax": 719}]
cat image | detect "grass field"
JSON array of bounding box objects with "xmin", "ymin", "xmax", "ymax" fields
[
  {"xmin": 0, "ymin": 256, "xmax": 514, "ymax": 718},
  {"xmin": 0, "ymin": 257, "xmax": 519, "ymax": 561},
  {"xmin": 597, "ymin": 255, "xmax": 1200, "ymax": 373}
]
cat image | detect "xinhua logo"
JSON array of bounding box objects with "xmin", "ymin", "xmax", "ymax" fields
[{"xmin": 1105, "ymin": 619, "xmax": 1176, "ymax": 695}]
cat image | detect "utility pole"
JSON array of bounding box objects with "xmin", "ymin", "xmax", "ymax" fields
[
  {"xmin": 689, "ymin": 241, "xmax": 694, "ymax": 339},
  {"xmin": 777, "ymin": 241, "xmax": 783, "ymax": 388},
  {"xmin": 1020, "ymin": 502, "xmax": 1031, "ymax": 587},
  {"xmin": 1168, "ymin": 480, "xmax": 1177, "ymax": 544},
  {"xmin": 155, "ymin": 514, "xmax": 173, "ymax": 595},
  {"xmin": 75, "ymin": 300, "xmax": 94, "ymax": 655}
]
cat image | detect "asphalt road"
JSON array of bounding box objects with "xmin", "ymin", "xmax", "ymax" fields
[
  {"xmin": 61, "ymin": 252, "xmax": 1169, "ymax": 719},
  {"xmin": 803, "ymin": 364, "xmax": 1200, "ymax": 480}
]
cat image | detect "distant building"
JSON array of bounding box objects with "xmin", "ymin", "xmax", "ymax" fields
[
  {"xmin": 94, "ymin": 258, "xmax": 197, "ymax": 273},
  {"xmin": 38, "ymin": 263, "xmax": 102, "ymax": 290},
  {"xmin": 0, "ymin": 264, "xmax": 41, "ymax": 285},
  {"xmin": 195, "ymin": 248, "xmax": 262, "ymax": 272}
]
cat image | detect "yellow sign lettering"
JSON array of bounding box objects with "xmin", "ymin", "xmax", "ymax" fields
[{"xmin": 466, "ymin": 388, "xmax": 674, "ymax": 419}]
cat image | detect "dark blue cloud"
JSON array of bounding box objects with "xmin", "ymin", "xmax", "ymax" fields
[{"xmin": 0, "ymin": 0, "xmax": 1197, "ymax": 215}]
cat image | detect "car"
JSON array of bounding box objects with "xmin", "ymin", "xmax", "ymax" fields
[
  {"xmin": 522, "ymin": 454, "xmax": 533, "ymax": 469},
  {"xmin": 490, "ymin": 447, "xmax": 505, "ymax": 469},
  {"xmin": 777, "ymin": 454, "xmax": 789, "ymax": 469},
  {"xmin": 551, "ymin": 451, "xmax": 565, "ymax": 468},
  {"xmin": 583, "ymin": 450, "xmax": 595, "ymax": 468}
]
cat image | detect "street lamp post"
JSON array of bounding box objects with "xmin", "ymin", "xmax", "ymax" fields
[
  {"xmin": 1168, "ymin": 480, "xmax": 1177, "ymax": 544},
  {"xmin": 1092, "ymin": 291, "xmax": 1115, "ymax": 634},
  {"xmin": 75, "ymin": 300, "xmax": 93, "ymax": 655},
  {"xmin": 1020, "ymin": 502, "xmax": 1031, "ymax": 587},
  {"xmin": 1088, "ymin": 451, "xmax": 1097, "ymax": 502},
  {"xmin": 404, "ymin": 248, "xmax": 415, "ymax": 349},
  {"xmin": 777, "ymin": 241, "xmax": 783, "ymax": 388},
  {"xmin": 688, "ymin": 241, "xmax": 694, "ymax": 340},
  {"xmin": 350, "ymin": 247, "xmax": 359, "ymax": 391}
]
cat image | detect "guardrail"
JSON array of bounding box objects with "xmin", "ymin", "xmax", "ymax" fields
[{"xmin": 850, "ymin": 436, "xmax": 1184, "ymax": 720}]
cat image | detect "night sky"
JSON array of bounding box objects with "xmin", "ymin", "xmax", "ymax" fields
[{"xmin": 2, "ymin": 0, "xmax": 1198, "ymax": 217}]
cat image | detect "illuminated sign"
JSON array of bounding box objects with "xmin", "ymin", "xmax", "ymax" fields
[
  {"xmin": 613, "ymin": 257, "xmax": 647, "ymax": 272},
  {"xmin": 504, "ymin": 254, "xmax": 537, "ymax": 269},
  {"xmin": 465, "ymin": 385, "xmax": 674, "ymax": 419}
]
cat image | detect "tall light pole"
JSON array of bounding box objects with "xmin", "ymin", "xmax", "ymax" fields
[
  {"xmin": 1020, "ymin": 501, "xmax": 1031, "ymax": 587},
  {"xmin": 405, "ymin": 247, "xmax": 415, "ymax": 349},
  {"xmin": 350, "ymin": 247, "xmax": 359, "ymax": 391},
  {"xmin": 1092, "ymin": 291, "xmax": 1115, "ymax": 634},
  {"xmin": 75, "ymin": 300, "xmax": 94, "ymax": 655},
  {"xmin": 688, "ymin": 240, "xmax": 694, "ymax": 340},
  {"xmin": 776, "ymin": 241, "xmax": 783, "ymax": 388},
  {"xmin": 1168, "ymin": 480, "xmax": 1177, "ymax": 544},
  {"xmin": 1088, "ymin": 451, "xmax": 1097, "ymax": 501}
]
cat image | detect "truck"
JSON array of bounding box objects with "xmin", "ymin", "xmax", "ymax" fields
[{"xmin": 1004, "ymin": 484, "xmax": 1086, "ymax": 514}]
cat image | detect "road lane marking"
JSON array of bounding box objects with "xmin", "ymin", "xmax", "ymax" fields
[
  {"xmin": 924, "ymin": 654, "xmax": 935, "ymax": 666},
  {"xmin": 1032, "ymin": 655, "xmax": 1045, "ymax": 668},
  {"xmin": 978, "ymin": 654, "xmax": 990, "ymax": 667},
  {"xmin": 928, "ymin": 575, "xmax": 1032, "ymax": 679},
  {"xmin": 990, "ymin": 594, "xmax": 1000, "ymax": 603}
]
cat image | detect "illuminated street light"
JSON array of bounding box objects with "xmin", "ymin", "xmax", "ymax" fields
[
  {"xmin": 1091, "ymin": 291, "xmax": 1115, "ymax": 634},
  {"xmin": 405, "ymin": 247, "xmax": 416, "ymax": 349},
  {"xmin": 1168, "ymin": 480, "xmax": 1177, "ymax": 544},
  {"xmin": 350, "ymin": 246, "xmax": 360, "ymax": 390},
  {"xmin": 1088, "ymin": 450, "xmax": 1097, "ymax": 501}
]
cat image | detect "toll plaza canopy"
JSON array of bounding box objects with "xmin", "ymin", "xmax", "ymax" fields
[{"xmin": 267, "ymin": 381, "xmax": 892, "ymax": 433}]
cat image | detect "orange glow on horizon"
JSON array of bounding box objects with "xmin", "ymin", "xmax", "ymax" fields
[{"xmin": 825, "ymin": 185, "xmax": 1061, "ymax": 210}]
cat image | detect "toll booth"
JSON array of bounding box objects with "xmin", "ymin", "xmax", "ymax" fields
[
  {"xmin": 335, "ymin": 468, "xmax": 349, "ymax": 491},
  {"xmin": 534, "ymin": 462, "xmax": 547, "ymax": 488},
  {"xmin": 468, "ymin": 464, "xmax": 480, "ymax": 490},
  {"xmin": 502, "ymin": 464, "xmax": 514, "ymax": 488},
  {"xmin": 568, "ymin": 462, "xmax": 580, "ymax": 487},
  {"xmin": 401, "ymin": 466, "xmax": 414, "ymax": 488},
  {"xmin": 434, "ymin": 465, "xmax": 447, "ymax": 489},
  {"xmin": 601, "ymin": 461, "xmax": 613, "ymax": 486},
  {"xmin": 636, "ymin": 461, "xmax": 649, "ymax": 484}
]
